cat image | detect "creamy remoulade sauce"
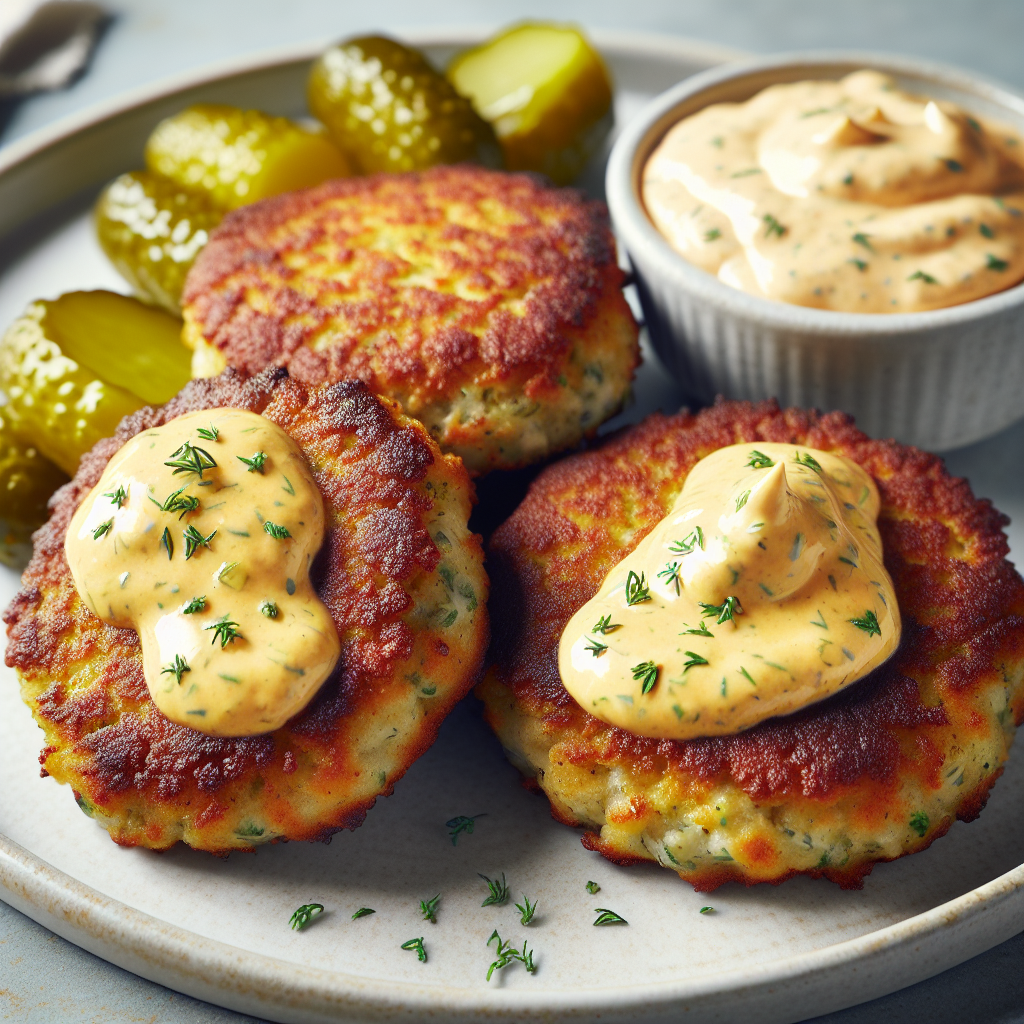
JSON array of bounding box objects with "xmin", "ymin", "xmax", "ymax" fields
[
  {"xmin": 558, "ymin": 443, "xmax": 901, "ymax": 740},
  {"xmin": 65, "ymin": 408, "xmax": 340, "ymax": 737},
  {"xmin": 642, "ymin": 70, "xmax": 1024, "ymax": 312}
]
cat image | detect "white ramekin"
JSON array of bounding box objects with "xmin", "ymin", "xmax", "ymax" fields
[{"xmin": 606, "ymin": 51, "xmax": 1024, "ymax": 451}]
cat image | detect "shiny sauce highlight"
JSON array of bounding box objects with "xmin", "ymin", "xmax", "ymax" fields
[
  {"xmin": 66, "ymin": 408, "xmax": 340, "ymax": 737},
  {"xmin": 558, "ymin": 443, "xmax": 900, "ymax": 739}
]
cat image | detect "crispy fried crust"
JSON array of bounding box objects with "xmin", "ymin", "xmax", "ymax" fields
[
  {"xmin": 6, "ymin": 369, "xmax": 489, "ymax": 852},
  {"xmin": 478, "ymin": 399, "xmax": 1024, "ymax": 890},
  {"xmin": 181, "ymin": 166, "xmax": 639, "ymax": 475}
]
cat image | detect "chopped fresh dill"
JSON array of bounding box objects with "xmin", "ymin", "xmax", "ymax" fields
[
  {"xmin": 657, "ymin": 560, "xmax": 682, "ymax": 594},
  {"xmin": 160, "ymin": 526, "xmax": 173, "ymax": 560},
  {"xmin": 150, "ymin": 485, "xmax": 201, "ymax": 520},
  {"xmin": 103, "ymin": 485, "xmax": 127, "ymax": 508},
  {"xmin": 289, "ymin": 904, "xmax": 324, "ymax": 930},
  {"xmin": 419, "ymin": 894, "xmax": 441, "ymax": 923},
  {"xmin": 592, "ymin": 614, "xmax": 619, "ymax": 634},
  {"xmin": 181, "ymin": 595, "xmax": 206, "ymax": 614},
  {"xmin": 681, "ymin": 620, "xmax": 714, "ymax": 637},
  {"xmin": 699, "ymin": 595, "xmax": 743, "ymax": 624},
  {"xmin": 352, "ymin": 907, "xmax": 375, "ymax": 919},
  {"xmin": 584, "ymin": 635, "xmax": 608, "ymax": 656},
  {"xmin": 182, "ymin": 524, "xmax": 216, "ymax": 560},
  {"xmin": 514, "ymin": 894, "xmax": 538, "ymax": 925},
  {"xmin": 264, "ymin": 521, "xmax": 290, "ymax": 539},
  {"xmin": 745, "ymin": 450, "xmax": 775, "ymax": 469},
  {"xmin": 986, "ymin": 253, "xmax": 1009, "ymax": 272},
  {"xmin": 703, "ymin": 227, "xmax": 722, "ymax": 242},
  {"xmin": 848, "ymin": 258, "xmax": 868, "ymax": 272},
  {"xmin": 979, "ymin": 223, "xmax": 995, "ymax": 239},
  {"xmin": 259, "ymin": 600, "xmax": 279, "ymax": 619},
  {"xmin": 92, "ymin": 519, "xmax": 113, "ymax": 540},
  {"xmin": 585, "ymin": 880, "xmax": 601, "ymax": 894},
  {"xmin": 401, "ymin": 937, "xmax": 427, "ymax": 962},
  {"xmin": 631, "ymin": 660, "xmax": 659, "ymax": 694},
  {"xmin": 849, "ymin": 609, "xmax": 881, "ymax": 636},
  {"xmin": 908, "ymin": 269, "xmax": 939, "ymax": 284},
  {"xmin": 593, "ymin": 908, "xmax": 628, "ymax": 926},
  {"xmin": 625, "ymin": 569, "xmax": 650, "ymax": 605},
  {"xmin": 669, "ymin": 526, "xmax": 705, "ymax": 555},
  {"xmin": 909, "ymin": 811, "xmax": 929, "ymax": 837},
  {"xmin": 160, "ymin": 654, "xmax": 190, "ymax": 685},
  {"xmin": 486, "ymin": 930, "xmax": 537, "ymax": 980},
  {"xmin": 205, "ymin": 618, "xmax": 242, "ymax": 647},
  {"xmin": 164, "ymin": 442, "xmax": 217, "ymax": 478},
  {"xmin": 944, "ymin": 158, "xmax": 964, "ymax": 173},
  {"xmin": 699, "ymin": 906, "xmax": 715, "ymax": 914},
  {"xmin": 763, "ymin": 213, "xmax": 787, "ymax": 238},
  {"xmin": 683, "ymin": 651, "xmax": 709, "ymax": 672},
  {"xmin": 446, "ymin": 813, "xmax": 484, "ymax": 845},
  {"xmin": 196, "ymin": 424, "xmax": 219, "ymax": 441},
  {"xmin": 851, "ymin": 232, "xmax": 874, "ymax": 252},
  {"xmin": 237, "ymin": 450, "xmax": 267, "ymax": 473},
  {"xmin": 794, "ymin": 452, "xmax": 823, "ymax": 473},
  {"xmin": 479, "ymin": 873, "xmax": 510, "ymax": 907},
  {"xmin": 735, "ymin": 489, "xmax": 751, "ymax": 511}
]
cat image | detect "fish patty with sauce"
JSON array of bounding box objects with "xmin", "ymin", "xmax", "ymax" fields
[
  {"xmin": 5, "ymin": 368, "xmax": 488, "ymax": 852},
  {"xmin": 181, "ymin": 165, "xmax": 640, "ymax": 475},
  {"xmin": 478, "ymin": 399, "xmax": 1024, "ymax": 890}
]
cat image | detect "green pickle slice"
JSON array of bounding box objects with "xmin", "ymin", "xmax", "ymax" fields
[
  {"xmin": 447, "ymin": 23, "xmax": 613, "ymax": 185},
  {"xmin": 0, "ymin": 291, "xmax": 192, "ymax": 474},
  {"xmin": 0, "ymin": 411, "xmax": 68, "ymax": 568},
  {"xmin": 144, "ymin": 104, "xmax": 352, "ymax": 210},
  {"xmin": 308, "ymin": 35, "xmax": 502, "ymax": 174},
  {"xmin": 95, "ymin": 171, "xmax": 222, "ymax": 313}
]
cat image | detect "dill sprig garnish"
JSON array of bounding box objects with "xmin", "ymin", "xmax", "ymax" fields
[
  {"xmin": 657, "ymin": 560, "xmax": 682, "ymax": 594},
  {"xmin": 92, "ymin": 519, "xmax": 113, "ymax": 540},
  {"xmin": 683, "ymin": 651, "xmax": 709, "ymax": 672},
  {"xmin": 592, "ymin": 614, "xmax": 619, "ymax": 634},
  {"xmin": 164, "ymin": 442, "xmax": 217, "ymax": 478},
  {"xmin": 794, "ymin": 452, "xmax": 823, "ymax": 473},
  {"xmin": 196, "ymin": 424, "xmax": 219, "ymax": 441},
  {"xmin": 745, "ymin": 450, "xmax": 775, "ymax": 469},
  {"xmin": 183, "ymin": 524, "xmax": 217, "ymax": 560},
  {"xmin": 479, "ymin": 873, "xmax": 510, "ymax": 907},
  {"xmin": 159, "ymin": 527, "xmax": 173, "ymax": 559},
  {"xmin": 584, "ymin": 636, "xmax": 608, "ymax": 656},
  {"xmin": 514, "ymin": 895, "xmax": 538, "ymax": 926},
  {"xmin": 585, "ymin": 881, "xmax": 601, "ymax": 894},
  {"xmin": 446, "ymin": 814, "xmax": 485, "ymax": 845},
  {"xmin": 420, "ymin": 894, "xmax": 441, "ymax": 923},
  {"xmin": 259, "ymin": 600, "xmax": 279, "ymax": 619},
  {"xmin": 763, "ymin": 213, "xmax": 787, "ymax": 238},
  {"xmin": 103, "ymin": 485, "xmax": 127, "ymax": 508},
  {"xmin": 849, "ymin": 609, "xmax": 881, "ymax": 636},
  {"xmin": 289, "ymin": 904, "xmax": 324, "ymax": 930},
  {"xmin": 237, "ymin": 450, "xmax": 267, "ymax": 473},
  {"xmin": 401, "ymin": 937, "xmax": 427, "ymax": 962},
  {"xmin": 631, "ymin": 660, "xmax": 659, "ymax": 694},
  {"xmin": 593, "ymin": 908, "xmax": 628, "ymax": 926},
  {"xmin": 264, "ymin": 521, "xmax": 290, "ymax": 539},
  {"xmin": 205, "ymin": 618, "xmax": 242, "ymax": 648},
  {"xmin": 352, "ymin": 907, "xmax": 375, "ymax": 919},
  {"xmin": 625, "ymin": 569, "xmax": 650, "ymax": 606},
  {"xmin": 486, "ymin": 930, "xmax": 536, "ymax": 980},
  {"xmin": 699, "ymin": 595, "xmax": 743, "ymax": 624},
  {"xmin": 669, "ymin": 526, "xmax": 705, "ymax": 555},
  {"xmin": 160, "ymin": 654, "xmax": 190, "ymax": 685},
  {"xmin": 681, "ymin": 621, "xmax": 714, "ymax": 637},
  {"xmin": 181, "ymin": 596, "xmax": 206, "ymax": 614},
  {"xmin": 150, "ymin": 485, "xmax": 200, "ymax": 520}
]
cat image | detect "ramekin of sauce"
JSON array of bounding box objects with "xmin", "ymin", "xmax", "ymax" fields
[{"xmin": 606, "ymin": 52, "xmax": 1024, "ymax": 451}]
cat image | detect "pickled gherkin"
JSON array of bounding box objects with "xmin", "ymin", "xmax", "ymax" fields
[
  {"xmin": 144, "ymin": 104, "xmax": 352, "ymax": 210},
  {"xmin": 307, "ymin": 35, "xmax": 502, "ymax": 174},
  {"xmin": 0, "ymin": 411, "xmax": 68, "ymax": 567},
  {"xmin": 95, "ymin": 171, "xmax": 222, "ymax": 313},
  {"xmin": 0, "ymin": 291, "xmax": 192, "ymax": 475},
  {"xmin": 447, "ymin": 23, "xmax": 613, "ymax": 185}
]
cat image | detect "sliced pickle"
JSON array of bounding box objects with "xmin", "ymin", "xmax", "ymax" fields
[
  {"xmin": 0, "ymin": 410, "xmax": 68, "ymax": 568},
  {"xmin": 0, "ymin": 291, "xmax": 192, "ymax": 474},
  {"xmin": 447, "ymin": 23, "xmax": 613, "ymax": 185},
  {"xmin": 144, "ymin": 104, "xmax": 352, "ymax": 210},
  {"xmin": 95, "ymin": 171, "xmax": 223, "ymax": 313},
  {"xmin": 307, "ymin": 35, "xmax": 502, "ymax": 174}
]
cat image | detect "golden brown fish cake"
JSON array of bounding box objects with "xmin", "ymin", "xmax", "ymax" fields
[
  {"xmin": 181, "ymin": 165, "xmax": 639, "ymax": 475},
  {"xmin": 6, "ymin": 368, "xmax": 488, "ymax": 852},
  {"xmin": 478, "ymin": 399, "xmax": 1024, "ymax": 890}
]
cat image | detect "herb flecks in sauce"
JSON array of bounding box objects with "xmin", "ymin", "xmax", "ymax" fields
[
  {"xmin": 64, "ymin": 408, "xmax": 340, "ymax": 737},
  {"xmin": 643, "ymin": 70, "xmax": 1024, "ymax": 312},
  {"xmin": 559, "ymin": 443, "xmax": 900, "ymax": 740}
]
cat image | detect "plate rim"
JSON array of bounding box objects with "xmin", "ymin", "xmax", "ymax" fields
[{"xmin": 0, "ymin": 27, "xmax": 1021, "ymax": 1024}]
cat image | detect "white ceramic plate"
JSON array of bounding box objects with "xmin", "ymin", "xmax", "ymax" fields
[{"xmin": 0, "ymin": 30, "xmax": 1021, "ymax": 1024}]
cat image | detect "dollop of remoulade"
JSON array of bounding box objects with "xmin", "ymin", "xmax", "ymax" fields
[
  {"xmin": 643, "ymin": 70, "xmax": 1024, "ymax": 312},
  {"xmin": 558, "ymin": 442, "xmax": 900, "ymax": 739},
  {"xmin": 65, "ymin": 408, "xmax": 340, "ymax": 737}
]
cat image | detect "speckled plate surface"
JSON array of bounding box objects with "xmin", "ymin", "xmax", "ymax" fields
[{"xmin": 0, "ymin": 30, "xmax": 1021, "ymax": 1024}]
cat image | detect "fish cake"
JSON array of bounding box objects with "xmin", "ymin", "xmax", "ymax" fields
[
  {"xmin": 478, "ymin": 399, "xmax": 1024, "ymax": 890},
  {"xmin": 181, "ymin": 165, "xmax": 639, "ymax": 475},
  {"xmin": 6, "ymin": 369, "xmax": 488, "ymax": 852}
]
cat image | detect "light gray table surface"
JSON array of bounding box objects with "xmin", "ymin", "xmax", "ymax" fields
[{"xmin": 1, "ymin": 2, "xmax": 1022, "ymax": 1022}]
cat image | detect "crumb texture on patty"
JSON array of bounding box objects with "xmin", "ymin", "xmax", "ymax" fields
[
  {"xmin": 6, "ymin": 369, "xmax": 488, "ymax": 852},
  {"xmin": 479, "ymin": 399, "xmax": 1024, "ymax": 890},
  {"xmin": 181, "ymin": 165, "xmax": 639, "ymax": 474}
]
